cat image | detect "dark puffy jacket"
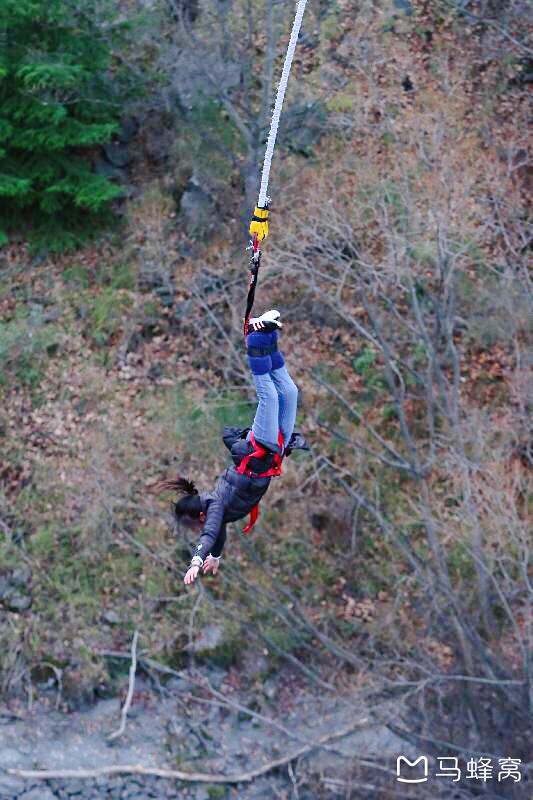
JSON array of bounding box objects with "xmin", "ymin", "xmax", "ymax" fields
[{"xmin": 193, "ymin": 427, "xmax": 272, "ymax": 562}]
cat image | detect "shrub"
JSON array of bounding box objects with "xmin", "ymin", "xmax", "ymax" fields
[
  {"xmin": 0, "ymin": 310, "xmax": 62, "ymax": 388},
  {"xmin": 88, "ymin": 288, "xmax": 132, "ymax": 346}
]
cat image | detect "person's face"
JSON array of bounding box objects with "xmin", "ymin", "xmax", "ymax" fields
[{"xmin": 179, "ymin": 511, "xmax": 206, "ymax": 533}]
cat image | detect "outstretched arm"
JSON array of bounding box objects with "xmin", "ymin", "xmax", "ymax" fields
[
  {"xmin": 201, "ymin": 523, "xmax": 226, "ymax": 576},
  {"xmin": 195, "ymin": 498, "xmax": 225, "ymax": 562},
  {"xmin": 210, "ymin": 524, "xmax": 227, "ymax": 558},
  {"xmin": 184, "ymin": 499, "xmax": 225, "ymax": 585}
]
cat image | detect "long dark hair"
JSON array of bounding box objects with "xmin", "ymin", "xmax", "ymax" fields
[{"xmin": 151, "ymin": 475, "xmax": 202, "ymax": 519}]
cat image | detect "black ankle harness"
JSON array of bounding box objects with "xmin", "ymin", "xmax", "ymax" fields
[{"xmin": 247, "ymin": 342, "xmax": 279, "ymax": 357}]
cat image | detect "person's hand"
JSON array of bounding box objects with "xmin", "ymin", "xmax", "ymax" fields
[
  {"xmin": 184, "ymin": 565, "xmax": 200, "ymax": 585},
  {"xmin": 203, "ymin": 555, "xmax": 220, "ymax": 576}
]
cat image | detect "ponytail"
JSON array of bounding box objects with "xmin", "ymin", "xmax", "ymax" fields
[
  {"xmin": 151, "ymin": 476, "xmax": 199, "ymax": 496},
  {"xmin": 151, "ymin": 474, "xmax": 202, "ymax": 522}
]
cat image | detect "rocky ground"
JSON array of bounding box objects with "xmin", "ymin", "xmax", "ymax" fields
[{"xmin": 0, "ymin": 667, "xmax": 407, "ymax": 800}]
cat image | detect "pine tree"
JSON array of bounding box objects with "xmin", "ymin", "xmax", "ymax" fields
[{"xmin": 0, "ymin": 0, "xmax": 127, "ymax": 250}]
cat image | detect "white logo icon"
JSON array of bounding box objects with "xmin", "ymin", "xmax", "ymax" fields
[{"xmin": 397, "ymin": 756, "xmax": 429, "ymax": 783}]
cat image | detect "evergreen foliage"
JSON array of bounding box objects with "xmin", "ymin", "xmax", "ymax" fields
[{"xmin": 0, "ymin": 0, "xmax": 127, "ymax": 250}]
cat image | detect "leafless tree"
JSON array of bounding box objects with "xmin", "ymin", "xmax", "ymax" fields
[
  {"xmin": 267, "ymin": 121, "xmax": 531, "ymax": 789},
  {"xmin": 151, "ymin": 0, "xmax": 330, "ymax": 217}
]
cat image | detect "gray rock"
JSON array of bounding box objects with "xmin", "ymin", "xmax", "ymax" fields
[
  {"xmin": 102, "ymin": 609, "xmax": 120, "ymax": 625},
  {"xmin": 394, "ymin": 0, "xmax": 413, "ymax": 14},
  {"xmin": 11, "ymin": 566, "xmax": 31, "ymax": 585},
  {"xmin": 19, "ymin": 788, "xmax": 57, "ymax": 800},
  {"xmin": 166, "ymin": 674, "xmax": 191, "ymax": 693},
  {"xmin": 195, "ymin": 275, "xmax": 226, "ymax": 295},
  {"xmin": 94, "ymin": 159, "xmax": 126, "ymax": 182},
  {"xmin": 0, "ymin": 747, "xmax": 25, "ymax": 769},
  {"xmin": 171, "ymin": 300, "xmax": 192, "ymax": 323},
  {"xmin": 103, "ymin": 142, "xmax": 131, "ymax": 169},
  {"xmin": 117, "ymin": 118, "xmax": 139, "ymax": 144},
  {"xmin": 147, "ymin": 363, "xmax": 164, "ymax": 382},
  {"xmin": 179, "ymin": 179, "xmax": 216, "ymax": 236},
  {"xmin": 1, "ymin": 589, "xmax": 32, "ymax": 612},
  {"xmin": 242, "ymin": 653, "xmax": 268, "ymax": 680},
  {"xmin": 120, "ymin": 782, "xmax": 144, "ymax": 799},
  {"xmin": 262, "ymin": 679, "xmax": 277, "ymax": 700},
  {"xmin": 57, "ymin": 778, "xmax": 86, "ymax": 795},
  {"xmin": 154, "ymin": 285, "xmax": 175, "ymax": 308},
  {"xmin": 125, "ymin": 331, "xmax": 142, "ymax": 354},
  {"xmin": 62, "ymin": 669, "xmax": 96, "ymax": 712},
  {"xmin": 75, "ymin": 305, "xmax": 89, "ymax": 321},
  {"xmin": 43, "ymin": 308, "xmax": 61, "ymax": 324},
  {"xmin": 143, "ymin": 126, "xmax": 174, "ymax": 167},
  {"xmin": 73, "ymin": 399, "xmax": 88, "ymax": 417},
  {"xmin": 177, "ymin": 241, "xmax": 193, "ymax": 259},
  {"xmin": 185, "ymin": 625, "xmax": 224, "ymax": 654},
  {"xmin": 195, "ymin": 666, "xmax": 227, "ymax": 690},
  {"xmin": 0, "ymin": 771, "xmax": 26, "ymax": 794},
  {"xmin": 284, "ymin": 103, "xmax": 326, "ymax": 157}
]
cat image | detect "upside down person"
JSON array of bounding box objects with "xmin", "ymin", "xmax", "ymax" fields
[{"xmin": 154, "ymin": 309, "xmax": 308, "ymax": 586}]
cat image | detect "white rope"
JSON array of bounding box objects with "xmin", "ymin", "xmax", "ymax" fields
[{"xmin": 257, "ymin": 0, "xmax": 308, "ymax": 209}]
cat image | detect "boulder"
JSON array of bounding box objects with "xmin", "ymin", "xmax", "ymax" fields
[
  {"xmin": 185, "ymin": 624, "xmax": 225, "ymax": 655},
  {"xmin": 102, "ymin": 609, "xmax": 120, "ymax": 626},
  {"xmin": 43, "ymin": 307, "xmax": 61, "ymax": 324},
  {"xmin": 0, "ymin": 772, "xmax": 26, "ymax": 795},
  {"xmin": 2, "ymin": 589, "xmax": 31, "ymax": 612},
  {"xmin": 11, "ymin": 566, "xmax": 31, "ymax": 584},
  {"xmin": 117, "ymin": 118, "xmax": 139, "ymax": 144},
  {"xmin": 283, "ymin": 103, "xmax": 326, "ymax": 157},
  {"xmin": 147, "ymin": 362, "xmax": 164, "ymax": 382},
  {"xmin": 179, "ymin": 178, "xmax": 216, "ymax": 236},
  {"xmin": 262, "ymin": 679, "xmax": 277, "ymax": 700},
  {"xmin": 103, "ymin": 141, "xmax": 131, "ymax": 169},
  {"xmin": 19, "ymin": 788, "xmax": 56, "ymax": 800},
  {"xmin": 0, "ymin": 567, "xmax": 32, "ymax": 612},
  {"xmin": 62, "ymin": 668, "xmax": 96, "ymax": 711},
  {"xmin": 94, "ymin": 158, "xmax": 126, "ymax": 182},
  {"xmin": 393, "ymin": 0, "xmax": 413, "ymax": 14},
  {"xmin": 194, "ymin": 665, "xmax": 228, "ymax": 690},
  {"xmin": 171, "ymin": 299, "xmax": 193, "ymax": 325}
]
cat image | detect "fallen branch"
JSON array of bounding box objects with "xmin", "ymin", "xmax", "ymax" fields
[
  {"xmin": 9, "ymin": 719, "xmax": 366, "ymax": 784},
  {"xmin": 108, "ymin": 630, "xmax": 139, "ymax": 742}
]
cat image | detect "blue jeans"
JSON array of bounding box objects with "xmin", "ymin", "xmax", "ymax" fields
[{"xmin": 246, "ymin": 330, "xmax": 298, "ymax": 453}]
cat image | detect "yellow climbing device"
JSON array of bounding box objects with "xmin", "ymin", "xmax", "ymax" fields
[{"xmin": 249, "ymin": 206, "xmax": 269, "ymax": 242}]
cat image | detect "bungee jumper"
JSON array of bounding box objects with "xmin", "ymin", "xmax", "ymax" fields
[
  {"xmin": 154, "ymin": 0, "xmax": 310, "ymax": 585},
  {"xmin": 155, "ymin": 310, "xmax": 308, "ymax": 586}
]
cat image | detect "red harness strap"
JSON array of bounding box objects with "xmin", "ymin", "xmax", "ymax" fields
[
  {"xmin": 236, "ymin": 431, "xmax": 284, "ymax": 533},
  {"xmin": 242, "ymin": 504, "xmax": 259, "ymax": 534}
]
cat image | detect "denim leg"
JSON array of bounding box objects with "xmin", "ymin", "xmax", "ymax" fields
[
  {"xmin": 269, "ymin": 365, "xmax": 298, "ymax": 449},
  {"xmin": 250, "ymin": 373, "xmax": 280, "ymax": 451}
]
